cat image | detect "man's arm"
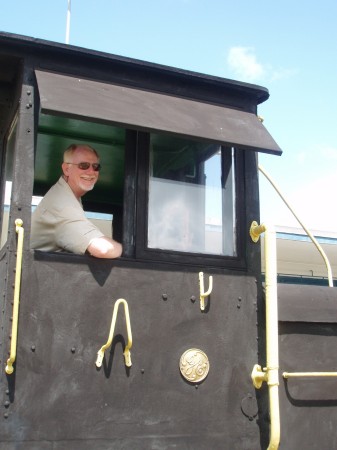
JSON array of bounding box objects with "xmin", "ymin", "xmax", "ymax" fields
[{"xmin": 87, "ymin": 237, "xmax": 122, "ymax": 259}]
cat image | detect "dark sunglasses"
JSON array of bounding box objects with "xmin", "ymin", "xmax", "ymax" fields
[{"xmin": 66, "ymin": 162, "xmax": 101, "ymax": 171}]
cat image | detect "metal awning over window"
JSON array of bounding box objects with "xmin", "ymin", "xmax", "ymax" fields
[{"xmin": 35, "ymin": 70, "xmax": 282, "ymax": 155}]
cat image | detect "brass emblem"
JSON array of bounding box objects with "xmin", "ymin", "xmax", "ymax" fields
[{"xmin": 179, "ymin": 348, "xmax": 210, "ymax": 383}]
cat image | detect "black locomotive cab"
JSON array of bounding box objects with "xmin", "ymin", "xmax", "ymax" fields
[{"xmin": 1, "ymin": 32, "xmax": 337, "ymax": 450}]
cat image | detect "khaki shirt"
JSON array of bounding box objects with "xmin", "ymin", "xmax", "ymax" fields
[{"xmin": 31, "ymin": 177, "xmax": 104, "ymax": 254}]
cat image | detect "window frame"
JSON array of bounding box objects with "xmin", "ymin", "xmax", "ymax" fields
[
  {"xmin": 0, "ymin": 113, "xmax": 19, "ymax": 251},
  {"xmin": 135, "ymin": 131, "xmax": 246, "ymax": 269}
]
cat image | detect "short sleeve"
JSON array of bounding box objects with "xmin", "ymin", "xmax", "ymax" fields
[{"xmin": 55, "ymin": 207, "xmax": 104, "ymax": 254}]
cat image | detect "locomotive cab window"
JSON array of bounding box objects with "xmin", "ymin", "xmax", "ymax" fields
[
  {"xmin": 33, "ymin": 114, "xmax": 125, "ymax": 248},
  {"xmin": 148, "ymin": 133, "xmax": 237, "ymax": 256}
]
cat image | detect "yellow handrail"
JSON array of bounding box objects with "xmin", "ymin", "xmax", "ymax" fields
[
  {"xmin": 199, "ymin": 272, "xmax": 213, "ymax": 311},
  {"xmin": 283, "ymin": 372, "xmax": 337, "ymax": 378},
  {"xmin": 95, "ymin": 298, "xmax": 132, "ymax": 368},
  {"xmin": 259, "ymin": 164, "xmax": 334, "ymax": 287},
  {"xmin": 250, "ymin": 221, "xmax": 280, "ymax": 450},
  {"xmin": 5, "ymin": 219, "xmax": 24, "ymax": 375}
]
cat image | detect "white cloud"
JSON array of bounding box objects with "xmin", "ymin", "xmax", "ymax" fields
[
  {"xmin": 289, "ymin": 173, "xmax": 337, "ymax": 231},
  {"xmin": 270, "ymin": 67, "xmax": 298, "ymax": 82},
  {"xmin": 296, "ymin": 151, "xmax": 306, "ymax": 164},
  {"xmin": 261, "ymin": 170, "xmax": 337, "ymax": 232},
  {"xmin": 227, "ymin": 47, "xmax": 265, "ymax": 81},
  {"xmin": 319, "ymin": 145, "xmax": 337, "ymax": 161},
  {"xmin": 227, "ymin": 46, "xmax": 296, "ymax": 83}
]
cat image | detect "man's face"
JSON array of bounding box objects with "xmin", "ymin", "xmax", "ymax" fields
[{"xmin": 62, "ymin": 147, "xmax": 100, "ymax": 199}]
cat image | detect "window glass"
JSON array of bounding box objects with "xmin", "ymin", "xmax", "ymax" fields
[
  {"xmin": 148, "ymin": 133, "xmax": 236, "ymax": 256},
  {"xmin": 1, "ymin": 116, "xmax": 18, "ymax": 250}
]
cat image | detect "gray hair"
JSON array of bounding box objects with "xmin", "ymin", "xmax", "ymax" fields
[{"xmin": 63, "ymin": 144, "xmax": 99, "ymax": 162}]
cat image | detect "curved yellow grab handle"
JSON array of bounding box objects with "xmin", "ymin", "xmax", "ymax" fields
[
  {"xmin": 6, "ymin": 219, "xmax": 24, "ymax": 375},
  {"xmin": 199, "ymin": 272, "xmax": 213, "ymax": 311},
  {"xmin": 96, "ymin": 298, "xmax": 133, "ymax": 368}
]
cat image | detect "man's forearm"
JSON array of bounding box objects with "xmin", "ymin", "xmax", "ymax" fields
[{"xmin": 87, "ymin": 237, "xmax": 122, "ymax": 259}]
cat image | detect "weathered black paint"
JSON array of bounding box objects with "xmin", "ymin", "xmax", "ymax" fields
[
  {"xmin": 1, "ymin": 31, "xmax": 336, "ymax": 450},
  {"xmin": 0, "ymin": 31, "xmax": 265, "ymax": 450},
  {"xmin": 1, "ymin": 252, "xmax": 261, "ymax": 450}
]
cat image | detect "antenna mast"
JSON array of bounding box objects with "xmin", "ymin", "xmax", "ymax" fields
[{"xmin": 65, "ymin": 0, "xmax": 71, "ymax": 44}]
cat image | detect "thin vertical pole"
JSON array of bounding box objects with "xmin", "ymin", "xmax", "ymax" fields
[{"xmin": 65, "ymin": 0, "xmax": 71, "ymax": 44}]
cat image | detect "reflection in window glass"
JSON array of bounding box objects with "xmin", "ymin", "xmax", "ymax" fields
[
  {"xmin": 1, "ymin": 117, "xmax": 17, "ymax": 250},
  {"xmin": 148, "ymin": 134, "xmax": 236, "ymax": 256}
]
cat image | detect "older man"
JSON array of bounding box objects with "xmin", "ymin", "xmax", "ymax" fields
[{"xmin": 31, "ymin": 144, "xmax": 122, "ymax": 258}]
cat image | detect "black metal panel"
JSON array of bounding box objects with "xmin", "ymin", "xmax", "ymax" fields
[
  {"xmin": 279, "ymin": 321, "xmax": 337, "ymax": 449},
  {"xmin": 0, "ymin": 252, "xmax": 261, "ymax": 449},
  {"xmin": 278, "ymin": 284, "xmax": 337, "ymax": 322},
  {"xmin": 277, "ymin": 285, "xmax": 337, "ymax": 448},
  {"xmin": 0, "ymin": 53, "xmax": 21, "ymax": 136},
  {"xmin": 35, "ymin": 70, "xmax": 282, "ymax": 156},
  {"xmin": 0, "ymin": 64, "xmax": 36, "ymax": 409}
]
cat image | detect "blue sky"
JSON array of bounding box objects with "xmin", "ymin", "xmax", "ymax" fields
[{"xmin": 1, "ymin": 0, "xmax": 336, "ymax": 232}]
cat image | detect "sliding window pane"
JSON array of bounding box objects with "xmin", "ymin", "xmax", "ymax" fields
[{"xmin": 148, "ymin": 133, "xmax": 236, "ymax": 256}]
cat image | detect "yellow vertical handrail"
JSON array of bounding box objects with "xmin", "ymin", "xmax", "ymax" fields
[
  {"xmin": 199, "ymin": 272, "xmax": 213, "ymax": 311},
  {"xmin": 250, "ymin": 221, "xmax": 280, "ymax": 450},
  {"xmin": 259, "ymin": 165, "xmax": 333, "ymax": 287},
  {"xmin": 5, "ymin": 219, "xmax": 24, "ymax": 375},
  {"xmin": 95, "ymin": 298, "xmax": 132, "ymax": 368}
]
